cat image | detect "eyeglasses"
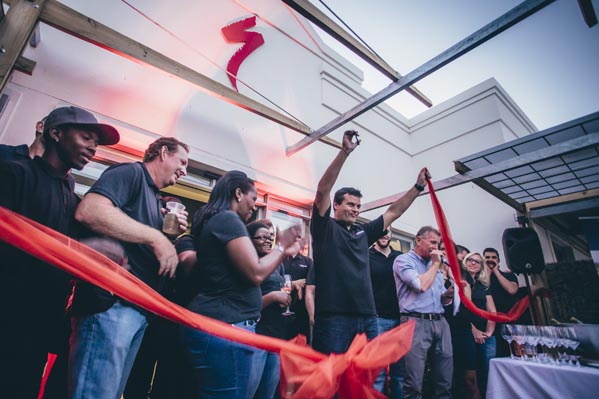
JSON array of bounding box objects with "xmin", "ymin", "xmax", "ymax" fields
[
  {"xmin": 467, "ymin": 258, "xmax": 482, "ymax": 265},
  {"xmin": 252, "ymin": 235, "xmax": 273, "ymax": 242}
]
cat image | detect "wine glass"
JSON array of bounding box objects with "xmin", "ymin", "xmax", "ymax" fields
[
  {"xmin": 524, "ymin": 325, "xmax": 540, "ymax": 362},
  {"xmin": 501, "ymin": 324, "xmax": 515, "ymax": 359},
  {"xmin": 561, "ymin": 327, "xmax": 580, "ymax": 367},
  {"xmin": 539, "ymin": 326, "xmax": 558, "ymax": 364},
  {"xmin": 281, "ymin": 274, "xmax": 294, "ymax": 316},
  {"xmin": 512, "ymin": 325, "xmax": 526, "ymax": 360},
  {"xmin": 555, "ymin": 327, "xmax": 570, "ymax": 365}
]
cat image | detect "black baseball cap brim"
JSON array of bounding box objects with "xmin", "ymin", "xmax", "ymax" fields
[{"xmin": 44, "ymin": 106, "xmax": 120, "ymax": 146}]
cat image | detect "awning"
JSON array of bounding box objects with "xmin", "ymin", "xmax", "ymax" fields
[{"xmin": 454, "ymin": 112, "xmax": 599, "ymax": 214}]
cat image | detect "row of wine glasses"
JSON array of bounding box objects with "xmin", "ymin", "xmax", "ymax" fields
[{"xmin": 501, "ymin": 324, "xmax": 580, "ymax": 366}]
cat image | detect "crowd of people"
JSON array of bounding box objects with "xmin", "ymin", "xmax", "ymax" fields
[{"xmin": 0, "ymin": 116, "xmax": 525, "ymax": 399}]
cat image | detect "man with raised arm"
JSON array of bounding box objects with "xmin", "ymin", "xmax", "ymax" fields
[{"xmin": 310, "ymin": 129, "xmax": 428, "ymax": 355}]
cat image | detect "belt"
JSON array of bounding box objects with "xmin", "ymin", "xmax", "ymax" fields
[
  {"xmin": 232, "ymin": 319, "xmax": 259, "ymax": 327},
  {"xmin": 401, "ymin": 312, "xmax": 443, "ymax": 321}
]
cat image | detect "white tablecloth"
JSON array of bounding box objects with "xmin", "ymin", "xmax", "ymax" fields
[{"xmin": 487, "ymin": 357, "xmax": 599, "ymax": 399}]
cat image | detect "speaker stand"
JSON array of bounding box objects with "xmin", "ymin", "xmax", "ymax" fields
[{"xmin": 524, "ymin": 274, "xmax": 539, "ymax": 325}]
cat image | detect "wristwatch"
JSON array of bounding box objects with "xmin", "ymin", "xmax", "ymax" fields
[{"xmin": 414, "ymin": 183, "xmax": 425, "ymax": 192}]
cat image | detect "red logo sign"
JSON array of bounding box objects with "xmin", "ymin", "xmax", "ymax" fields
[{"xmin": 221, "ymin": 16, "xmax": 265, "ymax": 91}]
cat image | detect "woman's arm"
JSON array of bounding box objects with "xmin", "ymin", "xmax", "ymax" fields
[
  {"xmin": 227, "ymin": 225, "xmax": 301, "ymax": 285},
  {"xmin": 484, "ymin": 294, "xmax": 497, "ymax": 337}
]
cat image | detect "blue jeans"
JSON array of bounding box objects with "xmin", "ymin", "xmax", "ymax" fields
[
  {"xmin": 312, "ymin": 314, "xmax": 378, "ymax": 354},
  {"xmin": 68, "ymin": 301, "xmax": 148, "ymax": 399},
  {"xmin": 478, "ymin": 335, "xmax": 495, "ymax": 397},
  {"xmin": 254, "ymin": 351, "xmax": 280, "ymax": 399},
  {"xmin": 374, "ymin": 317, "xmax": 405, "ymax": 399},
  {"xmin": 180, "ymin": 322, "xmax": 266, "ymax": 399}
]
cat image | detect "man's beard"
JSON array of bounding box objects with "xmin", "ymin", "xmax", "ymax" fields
[{"xmin": 377, "ymin": 240, "xmax": 390, "ymax": 248}]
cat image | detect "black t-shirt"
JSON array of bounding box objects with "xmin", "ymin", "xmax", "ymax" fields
[
  {"xmin": 187, "ymin": 211, "xmax": 262, "ymax": 323},
  {"xmin": 311, "ymin": 204, "xmax": 385, "ymax": 316},
  {"xmin": 173, "ymin": 234, "xmax": 197, "ymax": 306},
  {"xmin": 256, "ymin": 263, "xmax": 286, "ymax": 338},
  {"xmin": 369, "ymin": 247, "xmax": 402, "ymax": 318},
  {"xmin": 0, "ymin": 143, "xmax": 29, "ymax": 161},
  {"xmin": 0, "ymin": 157, "xmax": 82, "ymax": 345},
  {"xmin": 489, "ymin": 270, "xmax": 518, "ymax": 313},
  {"xmin": 86, "ymin": 162, "xmax": 167, "ymax": 292},
  {"xmin": 175, "ymin": 234, "xmax": 195, "ymax": 253},
  {"xmin": 455, "ymin": 274, "xmax": 490, "ymax": 331},
  {"xmin": 284, "ymin": 253, "xmax": 313, "ymax": 314},
  {"xmin": 306, "ymin": 261, "xmax": 315, "ymax": 285}
]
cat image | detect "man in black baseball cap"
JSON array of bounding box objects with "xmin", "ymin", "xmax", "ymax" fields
[
  {"xmin": 44, "ymin": 106, "xmax": 120, "ymax": 146},
  {"xmin": 0, "ymin": 106, "xmax": 120, "ymax": 397}
]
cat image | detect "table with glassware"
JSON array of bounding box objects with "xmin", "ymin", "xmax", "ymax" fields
[
  {"xmin": 486, "ymin": 357, "xmax": 599, "ymax": 399},
  {"xmin": 488, "ymin": 324, "xmax": 599, "ymax": 399}
]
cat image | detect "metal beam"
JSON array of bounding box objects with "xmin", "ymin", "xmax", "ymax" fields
[
  {"xmin": 287, "ymin": 0, "xmax": 555, "ymax": 156},
  {"xmin": 13, "ymin": 54, "xmax": 35, "ymax": 74},
  {"xmin": 281, "ymin": 0, "xmax": 432, "ymax": 108},
  {"xmin": 361, "ymin": 131, "xmax": 599, "ymax": 212},
  {"xmin": 529, "ymin": 197, "xmax": 599, "ymax": 218},
  {"xmin": 577, "ymin": 0, "xmax": 598, "ymax": 28},
  {"xmin": 525, "ymin": 188, "xmax": 599, "ymax": 211},
  {"xmin": 30, "ymin": 0, "xmax": 342, "ymax": 150},
  {"xmin": 0, "ymin": 0, "xmax": 46, "ymax": 93}
]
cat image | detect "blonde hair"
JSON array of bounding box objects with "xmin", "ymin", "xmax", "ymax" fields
[{"xmin": 461, "ymin": 252, "xmax": 489, "ymax": 287}]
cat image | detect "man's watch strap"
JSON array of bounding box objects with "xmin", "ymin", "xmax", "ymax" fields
[{"xmin": 414, "ymin": 183, "xmax": 425, "ymax": 192}]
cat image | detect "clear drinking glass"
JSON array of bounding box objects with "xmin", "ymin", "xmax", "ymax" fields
[
  {"xmin": 501, "ymin": 324, "xmax": 515, "ymax": 359},
  {"xmin": 281, "ymin": 274, "xmax": 294, "ymax": 316},
  {"xmin": 539, "ymin": 326, "xmax": 558, "ymax": 364},
  {"xmin": 561, "ymin": 327, "xmax": 580, "ymax": 367},
  {"xmin": 555, "ymin": 327, "xmax": 570, "ymax": 365},
  {"xmin": 512, "ymin": 325, "xmax": 526, "ymax": 360},
  {"xmin": 162, "ymin": 201, "xmax": 185, "ymax": 235},
  {"xmin": 524, "ymin": 325, "xmax": 540, "ymax": 362}
]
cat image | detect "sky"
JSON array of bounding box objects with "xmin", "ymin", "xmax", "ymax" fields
[{"xmin": 310, "ymin": 0, "xmax": 599, "ymax": 130}]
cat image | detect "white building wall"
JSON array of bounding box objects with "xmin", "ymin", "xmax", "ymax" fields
[{"xmin": 0, "ymin": 0, "xmax": 539, "ymax": 256}]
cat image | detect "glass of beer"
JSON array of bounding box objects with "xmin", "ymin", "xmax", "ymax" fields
[{"xmin": 163, "ymin": 201, "xmax": 185, "ymax": 236}]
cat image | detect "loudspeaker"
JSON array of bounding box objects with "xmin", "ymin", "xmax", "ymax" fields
[{"xmin": 502, "ymin": 227, "xmax": 545, "ymax": 274}]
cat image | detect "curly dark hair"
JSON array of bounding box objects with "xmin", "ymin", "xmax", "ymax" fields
[{"xmin": 143, "ymin": 137, "xmax": 189, "ymax": 162}]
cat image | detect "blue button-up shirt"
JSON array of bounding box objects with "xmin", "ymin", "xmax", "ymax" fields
[{"xmin": 393, "ymin": 250, "xmax": 446, "ymax": 314}]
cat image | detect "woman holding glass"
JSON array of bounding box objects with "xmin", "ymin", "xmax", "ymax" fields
[
  {"xmin": 247, "ymin": 220, "xmax": 292, "ymax": 399},
  {"xmin": 454, "ymin": 252, "xmax": 497, "ymax": 399},
  {"xmin": 180, "ymin": 171, "xmax": 300, "ymax": 399}
]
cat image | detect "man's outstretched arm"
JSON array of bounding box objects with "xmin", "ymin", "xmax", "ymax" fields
[
  {"xmin": 314, "ymin": 130, "xmax": 360, "ymax": 217},
  {"xmin": 382, "ymin": 168, "xmax": 429, "ymax": 229}
]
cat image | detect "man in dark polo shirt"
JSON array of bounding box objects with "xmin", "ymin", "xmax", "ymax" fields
[
  {"xmin": 0, "ymin": 106, "xmax": 119, "ymax": 398},
  {"xmin": 311, "ymin": 130, "xmax": 428, "ymax": 355},
  {"xmin": 69, "ymin": 137, "xmax": 189, "ymax": 399},
  {"xmin": 483, "ymin": 247, "xmax": 519, "ymax": 357},
  {"xmin": 370, "ymin": 228, "xmax": 404, "ymax": 398},
  {"xmin": 0, "ymin": 118, "xmax": 46, "ymax": 161},
  {"xmin": 283, "ymin": 238, "xmax": 314, "ymax": 340}
]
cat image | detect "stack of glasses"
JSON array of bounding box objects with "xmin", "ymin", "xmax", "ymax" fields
[{"xmin": 501, "ymin": 324, "xmax": 581, "ymax": 366}]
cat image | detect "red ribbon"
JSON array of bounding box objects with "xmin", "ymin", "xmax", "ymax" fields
[
  {"xmin": 0, "ymin": 177, "xmax": 527, "ymax": 397},
  {"xmin": 426, "ymin": 177, "xmax": 530, "ymax": 322}
]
